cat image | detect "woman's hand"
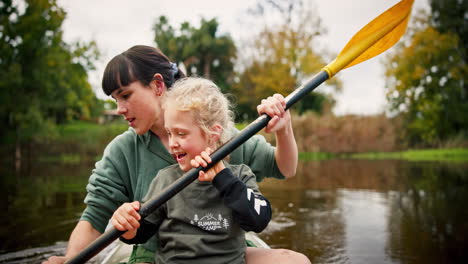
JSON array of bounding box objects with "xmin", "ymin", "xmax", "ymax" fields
[
  {"xmin": 256, "ymin": 93, "xmax": 291, "ymax": 134},
  {"xmin": 111, "ymin": 201, "xmax": 141, "ymax": 240},
  {"xmin": 257, "ymin": 93, "xmax": 298, "ymax": 178},
  {"xmin": 190, "ymin": 147, "xmax": 225, "ymax": 182}
]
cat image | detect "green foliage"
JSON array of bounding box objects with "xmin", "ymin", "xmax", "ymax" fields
[
  {"xmin": 32, "ymin": 120, "xmax": 128, "ymax": 162},
  {"xmin": 232, "ymin": 0, "xmax": 341, "ymax": 120},
  {"xmin": 57, "ymin": 120, "xmax": 126, "ymax": 140},
  {"xmin": 384, "ymin": 8, "xmax": 468, "ymax": 146},
  {"xmin": 0, "ymin": 0, "xmax": 101, "ymax": 145},
  {"xmin": 153, "ymin": 16, "xmax": 236, "ymax": 93},
  {"xmin": 429, "ymin": 0, "xmax": 467, "ymax": 62}
]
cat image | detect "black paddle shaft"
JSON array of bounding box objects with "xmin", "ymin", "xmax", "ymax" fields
[{"xmin": 66, "ymin": 70, "xmax": 329, "ymax": 264}]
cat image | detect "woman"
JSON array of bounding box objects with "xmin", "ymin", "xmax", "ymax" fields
[{"xmin": 43, "ymin": 45, "xmax": 309, "ymax": 264}]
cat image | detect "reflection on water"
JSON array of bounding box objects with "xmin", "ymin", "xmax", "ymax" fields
[
  {"xmin": 1, "ymin": 159, "xmax": 468, "ymax": 263},
  {"xmin": 0, "ymin": 161, "xmax": 90, "ymax": 263},
  {"xmin": 258, "ymin": 159, "xmax": 468, "ymax": 263},
  {"xmin": 341, "ymin": 190, "xmax": 390, "ymax": 263},
  {"xmin": 386, "ymin": 163, "xmax": 468, "ymax": 263}
]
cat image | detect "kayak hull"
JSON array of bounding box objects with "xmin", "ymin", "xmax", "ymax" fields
[{"xmin": 99, "ymin": 232, "xmax": 270, "ymax": 264}]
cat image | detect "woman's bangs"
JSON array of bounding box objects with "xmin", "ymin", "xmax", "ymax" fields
[{"xmin": 102, "ymin": 55, "xmax": 136, "ymax": 96}]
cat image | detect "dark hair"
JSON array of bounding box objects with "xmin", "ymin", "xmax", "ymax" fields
[{"xmin": 102, "ymin": 45, "xmax": 185, "ymax": 95}]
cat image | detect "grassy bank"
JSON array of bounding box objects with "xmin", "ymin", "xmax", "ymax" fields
[
  {"xmin": 348, "ymin": 148, "xmax": 468, "ymax": 162},
  {"xmin": 299, "ymin": 152, "xmax": 336, "ymax": 160},
  {"xmin": 299, "ymin": 148, "xmax": 468, "ymax": 162},
  {"xmin": 36, "ymin": 121, "xmax": 128, "ymax": 163}
]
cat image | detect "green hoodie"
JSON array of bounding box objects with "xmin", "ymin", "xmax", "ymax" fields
[{"xmin": 81, "ymin": 128, "xmax": 283, "ymax": 233}]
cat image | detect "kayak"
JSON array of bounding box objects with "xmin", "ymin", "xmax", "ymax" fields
[{"xmin": 99, "ymin": 232, "xmax": 270, "ymax": 264}]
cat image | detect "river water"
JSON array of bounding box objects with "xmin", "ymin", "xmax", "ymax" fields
[{"xmin": 1, "ymin": 158, "xmax": 467, "ymax": 263}]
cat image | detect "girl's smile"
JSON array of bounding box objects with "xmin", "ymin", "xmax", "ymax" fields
[{"xmin": 173, "ymin": 152, "xmax": 187, "ymax": 162}]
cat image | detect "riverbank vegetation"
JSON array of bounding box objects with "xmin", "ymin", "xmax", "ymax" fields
[
  {"xmin": 1, "ymin": 120, "xmax": 127, "ymax": 164},
  {"xmin": 348, "ymin": 148, "xmax": 468, "ymax": 162},
  {"xmin": 13, "ymin": 113, "xmax": 468, "ymax": 165}
]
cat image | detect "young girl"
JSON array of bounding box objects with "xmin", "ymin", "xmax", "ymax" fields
[{"xmin": 112, "ymin": 77, "xmax": 272, "ymax": 264}]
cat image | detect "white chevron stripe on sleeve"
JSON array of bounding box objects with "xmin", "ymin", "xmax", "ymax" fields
[{"xmin": 247, "ymin": 188, "xmax": 267, "ymax": 215}]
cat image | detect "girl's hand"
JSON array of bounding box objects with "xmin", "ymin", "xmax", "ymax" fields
[
  {"xmin": 190, "ymin": 147, "xmax": 225, "ymax": 182},
  {"xmin": 111, "ymin": 201, "xmax": 140, "ymax": 240},
  {"xmin": 256, "ymin": 93, "xmax": 291, "ymax": 134}
]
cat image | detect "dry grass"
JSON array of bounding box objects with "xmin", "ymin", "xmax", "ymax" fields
[{"xmin": 262, "ymin": 112, "xmax": 402, "ymax": 153}]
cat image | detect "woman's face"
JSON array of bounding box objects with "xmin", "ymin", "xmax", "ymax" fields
[{"xmin": 111, "ymin": 81, "xmax": 163, "ymax": 135}]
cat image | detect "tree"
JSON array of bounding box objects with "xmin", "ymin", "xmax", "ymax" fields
[
  {"xmin": 153, "ymin": 16, "xmax": 237, "ymax": 93},
  {"xmin": 0, "ymin": 0, "xmax": 100, "ymax": 158},
  {"xmin": 384, "ymin": 9, "xmax": 468, "ymax": 145},
  {"xmin": 429, "ymin": 0, "xmax": 467, "ymax": 64},
  {"xmin": 232, "ymin": 0, "xmax": 341, "ymax": 120}
]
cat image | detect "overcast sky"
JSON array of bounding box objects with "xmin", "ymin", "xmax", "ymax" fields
[{"xmin": 58, "ymin": 0, "xmax": 429, "ymax": 116}]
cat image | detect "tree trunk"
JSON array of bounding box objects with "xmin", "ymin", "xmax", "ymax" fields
[{"xmin": 15, "ymin": 135, "xmax": 21, "ymax": 172}]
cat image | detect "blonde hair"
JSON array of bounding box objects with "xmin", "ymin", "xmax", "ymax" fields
[{"xmin": 163, "ymin": 77, "xmax": 234, "ymax": 146}]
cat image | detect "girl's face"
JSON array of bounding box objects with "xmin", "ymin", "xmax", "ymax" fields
[
  {"xmin": 111, "ymin": 81, "xmax": 164, "ymax": 135},
  {"xmin": 164, "ymin": 105, "xmax": 215, "ymax": 172}
]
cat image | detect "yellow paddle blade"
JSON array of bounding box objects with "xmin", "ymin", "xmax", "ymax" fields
[{"xmin": 323, "ymin": 0, "xmax": 415, "ymax": 78}]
